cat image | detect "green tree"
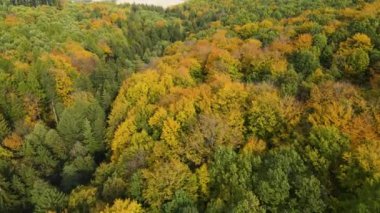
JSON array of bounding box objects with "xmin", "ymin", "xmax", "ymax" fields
[
  {"xmin": 346, "ymin": 49, "xmax": 370, "ymax": 77},
  {"xmin": 163, "ymin": 190, "xmax": 198, "ymax": 213},
  {"xmin": 303, "ymin": 126, "xmax": 349, "ymax": 188},
  {"xmin": 102, "ymin": 177, "xmax": 128, "ymax": 202},
  {"xmin": 253, "ymin": 148, "xmax": 325, "ymax": 212},
  {"xmin": 208, "ymin": 147, "xmax": 264, "ymax": 212},
  {"xmin": 313, "ymin": 34, "xmax": 328, "ymax": 50},
  {"xmin": 339, "ymin": 182, "xmax": 380, "ymax": 212},
  {"xmin": 276, "ymin": 68, "xmax": 300, "ymax": 96},
  {"xmin": 61, "ymin": 155, "xmax": 96, "ymax": 191},
  {"xmin": 22, "ymin": 123, "xmax": 64, "ymax": 178},
  {"xmin": 128, "ymin": 171, "xmax": 144, "ymax": 203},
  {"xmin": 0, "ymin": 113, "xmax": 10, "ymax": 141},
  {"xmin": 30, "ymin": 181, "xmax": 67, "ymax": 213},
  {"xmin": 291, "ymin": 50, "xmax": 320, "ymax": 76},
  {"xmin": 0, "ymin": 175, "xmax": 18, "ymax": 212},
  {"xmin": 57, "ymin": 95, "xmax": 105, "ymax": 147},
  {"xmin": 334, "ymin": 33, "xmax": 373, "ymax": 80}
]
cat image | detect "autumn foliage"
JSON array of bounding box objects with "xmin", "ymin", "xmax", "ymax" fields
[{"xmin": 0, "ymin": 0, "xmax": 380, "ymax": 212}]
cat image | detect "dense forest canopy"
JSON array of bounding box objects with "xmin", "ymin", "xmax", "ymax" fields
[{"xmin": 0, "ymin": 0, "xmax": 380, "ymax": 212}]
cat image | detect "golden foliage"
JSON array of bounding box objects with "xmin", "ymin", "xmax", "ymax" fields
[
  {"xmin": 4, "ymin": 14, "xmax": 21, "ymax": 26},
  {"xmin": 109, "ymin": 10, "xmax": 127, "ymax": 23},
  {"xmin": 101, "ymin": 199, "xmax": 143, "ymax": 213},
  {"xmin": 260, "ymin": 19, "xmax": 273, "ymax": 28},
  {"xmin": 340, "ymin": 138, "xmax": 380, "ymax": 188},
  {"xmin": 196, "ymin": 164, "xmax": 210, "ymax": 197},
  {"xmin": 352, "ymin": 33, "xmax": 372, "ymax": 50},
  {"xmin": 354, "ymin": 139, "xmax": 380, "ymax": 180},
  {"xmin": 23, "ymin": 96, "xmax": 41, "ymax": 127},
  {"xmin": 240, "ymin": 39, "xmax": 262, "ymax": 61},
  {"xmin": 90, "ymin": 19, "xmax": 111, "ymax": 29},
  {"xmin": 148, "ymin": 107, "xmax": 168, "ymax": 130},
  {"xmin": 2, "ymin": 133, "xmax": 22, "ymax": 151},
  {"xmin": 49, "ymin": 52, "xmax": 73, "ymax": 70},
  {"xmin": 98, "ymin": 41, "xmax": 112, "ymax": 55},
  {"xmin": 295, "ymin": 33, "xmax": 313, "ymax": 49},
  {"xmin": 52, "ymin": 68, "xmax": 74, "ymax": 106},
  {"xmin": 322, "ymin": 19, "xmax": 342, "ymax": 35},
  {"xmin": 271, "ymin": 59, "xmax": 288, "ymax": 77},
  {"xmin": 161, "ymin": 118, "xmax": 181, "ymax": 150},
  {"xmin": 142, "ymin": 159, "xmax": 197, "ymax": 208},
  {"xmin": 205, "ymin": 48, "xmax": 241, "ymax": 80},
  {"xmin": 269, "ymin": 38, "xmax": 294, "ymax": 54},
  {"xmin": 242, "ymin": 138, "xmax": 267, "ymax": 154},
  {"xmin": 234, "ymin": 22, "xmax": 259, "ymax": 38},
  {"xmin": 209, "ymin": 21, "xmax": 222, "ymax": 28},
  {"xmin": 65, "ymin": 41, "xmax": 99, "ymax": 74},
  {"xmin": 211, "ymin": 30, "xmax": 243, "ymax": 53},
  {"xmin": 339, "ymin": 33, "xmax": 372, "ymax": 51},
  {"xmin": 279, "ymin": 97, "xmax": 303, "ymax": 130},
  {"xmin": 111, "ymin": 117, "xmax": 137, "ymax": 162},
  {"xmin": 69, "ymin": 186, "xmax": 97, "ymax": 211},
  {"xmin": 370, "ymin": 73, "xmax": 380, "ymax": 89},
  {"xmin": 13, "ymin": 61, "xmax": 30, "ymax": 72},
  {"xmin": 342, "ymin": 113, "xmax": 379, "ymax": 147},
  {"xmin": 155, "ymin": 20, "xmax": 167, "ymax": 28},
  {"xmin": 307, "ymin": 82, "xmax": 366, "ymax": 128},
  {"xmin": 108, "ymin": 70, "xmax": 171, "ymax": 140},
  {"xmin": 340, "ymin": 8, "xmax": 358, "ymax": 19}
]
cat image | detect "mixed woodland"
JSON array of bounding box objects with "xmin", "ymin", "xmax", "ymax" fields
[{"xmin": 0, "ymin": 0, "xmax": 380, "ymax": 212}]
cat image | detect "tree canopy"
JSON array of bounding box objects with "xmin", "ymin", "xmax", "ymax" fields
[{"xmin": 0, "ymin": 0, "xmax": 380, "ymax": 212}]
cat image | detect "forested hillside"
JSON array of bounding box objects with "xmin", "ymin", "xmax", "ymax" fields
[{"xmin": 0, "ymin": 0, "xmax": 380, "ymax": 212}]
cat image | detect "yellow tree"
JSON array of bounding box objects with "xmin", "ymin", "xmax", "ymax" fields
[
  {"xmin": 101, "ymin": 199, "xmax": 144, "ymax": 213},
  {"xmin": 142, "ymin": 159, "xmax": 198, "ymax": 209},
  {"xmin": 205, "ymin": 48, "xmax": 241, "ymax": 80},
  {"xmin": 307, "ymin": 82, "xmax": 366, "ymax": 128}
]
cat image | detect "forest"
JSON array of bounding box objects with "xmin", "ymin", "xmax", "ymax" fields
[{"xmin": 0, "ymin": 0, "xmax": 379, "ymax": 212}]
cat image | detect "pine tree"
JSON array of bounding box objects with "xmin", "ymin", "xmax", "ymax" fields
[
  {"xmin": 0, "ymin": 175, "xmax": 18, "ymax": 212},
  {"xmin": 61, "ymin": 155, "xmax": 96, "ymax": 192},
  {"xmin": 30, "ymin": 181, "xmax": 67, "ymax": 213},
  {"xmin": 82, "ymin": 119, "xmax": 100, "ymax": 155},
  {"xmin": 0, "ymin": 113, "xmax": 10, "ymax": 142}
]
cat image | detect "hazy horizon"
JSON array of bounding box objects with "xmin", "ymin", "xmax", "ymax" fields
[{"xmin": 116, "ymin": 0, "xmax": 186, "ymax": 7}]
